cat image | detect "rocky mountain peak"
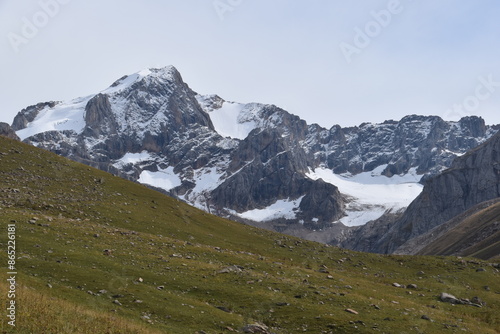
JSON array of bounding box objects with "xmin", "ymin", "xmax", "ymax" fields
[
  {"xmin": 108, "ymin": 66, "xmax": 181, "ymax": 91},
  {"xmin": 9, "ymin": 66, "xmax": 499, "ymax": 251}
]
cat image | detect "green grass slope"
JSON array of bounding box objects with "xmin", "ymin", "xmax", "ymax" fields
[{"xmin": 0, "ymin": 136, "xmax": 499, "ymax": 333}]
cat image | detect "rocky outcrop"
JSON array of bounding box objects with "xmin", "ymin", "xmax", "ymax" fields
[
  {"xmin": 0, "ymin": 123, "xmax": 20, "ymax": 140},
  {"xmin": 83, "ymin": 93, "xmax": 117, "ymax": 137},
  {"xmin": 12, "ymin": 101, "xmax": 58, "ymax": 131},
  {"xmin": 357, "ymin": 130, "xmax": 500, "ymax": 254},
  {"xmin": 395, "ymin": 199, "xmax": 500, "ymax": 260},
  {"xmin": 337, "ymin": 211, "xmax": 403, "ymax": 252}
]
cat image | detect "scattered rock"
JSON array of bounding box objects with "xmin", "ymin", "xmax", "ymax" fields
[
  {"xmin": 218, "ymin": 265, "xmax": 243, "ymax": 274},
  {"xmin": 345, "ymin": 308, "xmax": 359, "ymax": 315},
  {"xmin": 407, "ymin": 284, "xmax": 418, "ymax": 289},
  {"xmin": 476, "ymin": 268, "xmax": 486, "ymax": 272},
  {"xmin": 392, "ymin": 283, "xmax": 403, "ymax": 288},
  {"xmin": 421, "ymin": 315, "xmax": 432, "ymax": 321},
  {"xmin": 471, "ymin": 296, "xmax": 485, "ymax": 306},
  {"xmin": 157, "ymin": 285, "xmax": 165, "ymax": 290},
  {"xmin": 242, "ymin": 323, "xmax": 271, "ymax": 333},
  {"xmin": 112, "ymin": 300, "xmax": 122, "ymax": 306},
  {"xmin": 216, "ymin": 306, "xmax": 231, "ymax": 313},
  {"xmin": 440, "ymin": 292, "xmax": 458, "ymax": 304},
  {"xmin": 440, "ymin": 292, "xmax": 483, "ymax": 307}
]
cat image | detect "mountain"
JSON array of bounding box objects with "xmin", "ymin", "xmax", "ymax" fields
[
  {"xmin": 10, "ymin": 66, "xmax": 499, "ymax": 249},
  {"xmin": 1, "ymin": 135, "xmax": 499, "ymax": 333},
  {"xmin": 345, "ymin": 130, "xmax": 500, "ymax": 255}
]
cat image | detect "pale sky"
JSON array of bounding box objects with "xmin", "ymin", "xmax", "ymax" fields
[{"xmin": 1, "ymin": 0, "xmax": 500, "ymax": 128}]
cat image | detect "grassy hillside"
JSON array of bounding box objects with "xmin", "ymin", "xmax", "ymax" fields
[{"xmin": 0, "ymin": 136, "xmax": 499, "ymax": 333}]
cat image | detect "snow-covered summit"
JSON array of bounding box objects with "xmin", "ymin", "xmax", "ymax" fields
[
  {"xmin": 14, "ymin": 66, "xmax": 184, "ymax": 141},
  {"xmin": 104, "ymin": 66, "xmax": 179, "ymax": 95}
]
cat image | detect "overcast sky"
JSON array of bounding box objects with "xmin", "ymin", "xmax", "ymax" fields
[{"xmin": 2, "ymin": 0, "xmax": 500, "ymax": 128}]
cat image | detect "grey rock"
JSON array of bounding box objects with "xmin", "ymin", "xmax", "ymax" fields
[
  {"xmin": 471, "ymin": 296, "xmax": 485, "ymax": 306},
  {"xmin": 218, "ymin": 265, "xmax": 243, "ymax": 274},
  {"xmin": 12, "ymin": 101, "xmax": 58, "ymax": 131},
  {"xmin": 242, "ymin": 323, "xmax": 271, "ymax": 334},
  {"xmin": 0, "ymin": 123, "xmax": 20, "ymax": 141},
  {"xmin": 440, "ymin": 292, "xmax": 459, "ymax": 304}
]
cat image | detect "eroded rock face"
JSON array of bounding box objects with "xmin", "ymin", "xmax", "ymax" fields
[
  {"xmin": 357, "ymin": 130, "xmax": 500, "ymax": 254},
  {"xmin": 11, "ymin": 101, "xmax": 58, "ymax": 131},
  {"xmin": 307, "ymin": 115, "xmax": 493, "ymax": 178},
  {"xmin": 0, "ymin": 123, "xmax": 20, "ymax": 141}
]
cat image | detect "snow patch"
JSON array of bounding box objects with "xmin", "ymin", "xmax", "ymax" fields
[
  {"xmin": 339, "ymin": 165, "xmax": 422, "ymax": 185},
  {"xmin": 232, "ymin": 197, "xmax": 304, "ymax": 222},
  {"xmin": 339, "ymin": 206, "xmax": 389, "ymax": 227},
  {"xmin": 443, "ymin": 149, "xmax": 465, "ymax": 157},
  {"xmin": 207, "ymin": 102, "xmax": 254, "ymax": 139},
  {"xmin": 191, "ymin": 167, "xmax": 225, "ymax": 194},
  {"xmin": 306, "ymin": 167, "xmax": 423, "ymax": 226},
  {"xmin": 16, "ymin": 96, "xmax": 90, "ymax": 141},
  {"xmin": 138, "ymin": 167, "xmax": 181, "ymax": 192},
  {"xmin": 113, "ymin": 151, "xmax": 154, "ymax": 168},
  {"xmin": 205, "ymin": 101, "xmax": 271, "ymax": 140}
]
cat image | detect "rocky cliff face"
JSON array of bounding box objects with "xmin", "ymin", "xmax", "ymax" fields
[
  {"xmin": 10, "ymin": 66, "xmax": 499, "ymax": 249},
  {"xmin": 0, "ymin": 122, "xmax": 20, "ymax": 141}
]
